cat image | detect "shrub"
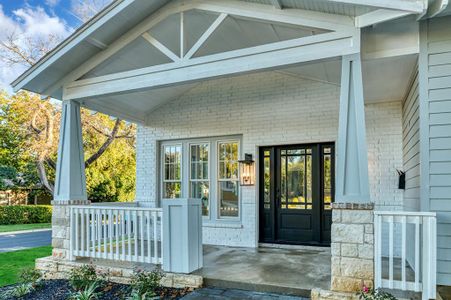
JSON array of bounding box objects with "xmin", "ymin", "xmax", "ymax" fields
[
  {"xmin": 69, "ymin": 265, "xmax": 104, "ymax": 291},
  {"xmin": 19, "ymin": 268, "xmax": 43, "ymax": 288},
  {"xmin": 129, "ymin": 269, "xmax": 163, "ymax": 299},
  {"xmin": 70, "ymin": 282, "xmax": 100, "ymax": 300},
  {"xmin": 11, "ymin": 283, "xmax": 33, "ymax": 298},
  {"xmin": 0, "ymin": 205, "xmax": 52, "ymax": 225},
  {"xmin": 358, "ymin": 285, "xmax": 398, "ymax": 300}
]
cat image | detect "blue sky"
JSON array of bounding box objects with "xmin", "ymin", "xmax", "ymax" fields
[{"xmin": 0, "ymin": 0, "xmax": 110, "ymax": 92}]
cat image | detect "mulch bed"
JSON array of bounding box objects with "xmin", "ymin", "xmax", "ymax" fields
[{"xmin": 0, "ymin": 280, "xmax": 192, "ymax": 299}]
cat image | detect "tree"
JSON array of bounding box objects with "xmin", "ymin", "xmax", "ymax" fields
[{"xmin": 0, "ymin": 1, "xmax": 136, "ymax": 201}]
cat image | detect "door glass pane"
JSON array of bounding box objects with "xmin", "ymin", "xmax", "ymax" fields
[
  {"xmin": 163, "ymin": 182, "xmax": 181, "ymax": 199},
  {"xmin": 280, "ymin": 148, "xmax": 312, "ymax": 210},
  {"xmin": 323, "ymin": 147, "xmax": 332, "ymax": 210},
  {"xmin": 219, "ymin": 181, "xmax": 239, "ymax": 217},
  {"xmin": 280, "ymin": 155, "xmax": 286, "ymax": 207},
  {"xmin": 264, "ymin": 155, "xmax": 270, "ymax": 210}
]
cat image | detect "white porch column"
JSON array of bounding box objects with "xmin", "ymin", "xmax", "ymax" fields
[
  {"xmin": 52, "ymin": 100, "xmax": 89, "ymax": 260},
  {"xmin": 336, "ymin": 53, "xmax": 370, "ymax": 203}
]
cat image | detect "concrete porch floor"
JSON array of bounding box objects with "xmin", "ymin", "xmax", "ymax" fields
[{"xmin": 193, "ymin": 245, "xmax": 331, "ymax": 297}]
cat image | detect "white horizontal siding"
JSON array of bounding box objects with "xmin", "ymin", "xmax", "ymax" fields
[{"xmin": 423, "ymin": 15, "xmax": 451, "ymax": 285}]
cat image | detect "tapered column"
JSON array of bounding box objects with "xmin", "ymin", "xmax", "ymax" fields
[
  {"xmin": 52, "ymin": 100, "xmax": 89, "ymax": 260},
  {"xmin": 54, "ymin": 100, "xmax": 87, "ymax": 201},
  {"xmin": 336, "ymin": 54, "xmax": 370, "ymax": 203}
]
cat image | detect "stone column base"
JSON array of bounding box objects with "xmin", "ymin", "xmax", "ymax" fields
[
  {"xmin": 36, "ymin": 256, "xmax": 203, "ymax": 288},
  {"xmin": 51, "ymin": 199, "xmax": 90, "ymax": 260},
  {"xmin": 330, "ymin": 202, "xmax": 374, "ymax": 293}
]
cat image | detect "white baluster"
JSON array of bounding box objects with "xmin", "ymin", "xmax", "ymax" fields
[{"xmin": 401, "ymin": 215, "xmax": 406, "ymax": 290}]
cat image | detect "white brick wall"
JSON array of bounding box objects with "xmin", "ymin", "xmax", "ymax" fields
[{"xmin": 136, "ymin": 71, "xmax": 403, "ymax": 247}]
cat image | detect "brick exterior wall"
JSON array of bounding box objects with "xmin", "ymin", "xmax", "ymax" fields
[{"xmin": 136, "ymin": 71, "xmax": 403, "ymax": 247}]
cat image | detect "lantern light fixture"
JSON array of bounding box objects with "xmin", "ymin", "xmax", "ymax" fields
[{"xmin": 239, "ymin": 153, "xmax": 255, "ymax": 186}]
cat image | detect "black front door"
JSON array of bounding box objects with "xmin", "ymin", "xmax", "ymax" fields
[{"xmin": 259, "ymin": 143, "xmax": 334, "ymax": 246}]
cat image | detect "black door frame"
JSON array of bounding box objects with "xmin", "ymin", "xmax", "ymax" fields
[{"xmin": 258, "ymin": 142, "xmax": 335, "ymax": 246}]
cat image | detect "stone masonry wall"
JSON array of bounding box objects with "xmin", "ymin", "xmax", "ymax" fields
[
  {"xmin": 330, "ymin": 203, "xmax": 374, "ymax": 293},
  {"xmin": 51, "ymin": 200, "xmax": 90, "ymax": 260}
]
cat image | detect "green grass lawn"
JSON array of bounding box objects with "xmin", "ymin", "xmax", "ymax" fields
[
  {"xmin": 0, "ymin": 223, "xmax": 51, "ymax": 233},
  {"xmin": 0, "ymin": 246, "xmax": 52, "ymax": 287}
]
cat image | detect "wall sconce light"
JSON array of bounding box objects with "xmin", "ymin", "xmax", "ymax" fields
[{"xmin": 239, "ymin": 153, "xmax": 255, "ymax": 186}]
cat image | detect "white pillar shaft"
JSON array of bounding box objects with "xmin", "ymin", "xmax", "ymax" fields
[
  {"xmin": 54, "ymin": 100, "xmax": 87, "ymax": 201},
  {"xmin": 336, "ymin": 54, "xmax": 370, "ymax": 203}
]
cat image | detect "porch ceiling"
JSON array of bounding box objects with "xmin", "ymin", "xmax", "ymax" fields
[
  {"xmin": 81, "ymin": 53, "xmax": 417, "ymax": 124},
  {"xmin": 11, "ymin": 0, "xmax": 427, "ymax": 99}
]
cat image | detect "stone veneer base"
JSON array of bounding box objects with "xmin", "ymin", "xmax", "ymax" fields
[{"xmin": 36, "ymin": 256, "xmax": 203, "ymax": 289}]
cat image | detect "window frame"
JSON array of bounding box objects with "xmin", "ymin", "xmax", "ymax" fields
[
  {"xmin": 216, "ymin": 139, "xmax": 241, "ymax": 219},
  {"xmin": 159, "ymin": 136, "xmax": 242, "ymax": 223},
  {"xmin": 161, "ymin": 143, "xmax": 183, "ymax": 200},
  {"xmin": 189, "ymin": 142, "xmax": 211, "ymax": 218}
]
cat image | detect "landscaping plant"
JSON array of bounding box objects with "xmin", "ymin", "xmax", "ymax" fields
[
  {"xmin": 358, "ymin": 285, "xmax": 398, "ymax": 300},
  {"xmin": 70, "ymin": 282, "xmax": 100, "ymax": 300},
  {"xmin": 69, "ymin": 264, "xmax": 104, "ymax": 291},
  {"xmin": 11, "ymin": 283, "xmax": 32, "ymax": 298},
  {"xmin": 19, "ymin": 267, "xmax": 43, "ymax": 289},
  {"xmin": 128, "ymin": 269, "xmax": 164, "ymax": 299}
]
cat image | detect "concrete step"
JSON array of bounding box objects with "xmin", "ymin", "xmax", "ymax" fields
[{"xmin": 203, "ymin": 277, "xmax": 311, "ymax": 298}]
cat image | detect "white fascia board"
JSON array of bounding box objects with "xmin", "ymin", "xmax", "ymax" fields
[
  {"xmin": 355, "ymin": 9, "xmax": 412, "ymax": 28},
  {"xmin": 322, "ymin": 0, "xmax": 426, "ymax": 13},
  {"xmin": 12, "ymin": 0, "xmax": 136, "ymax": 92},
  {"xmin": 63, "ymin": 32, "xmax": 359, "ymax": 100}
]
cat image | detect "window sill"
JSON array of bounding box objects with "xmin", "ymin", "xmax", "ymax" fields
[{"xmin": 202, "ymin": 222, "xmax": 243, "ymax": 229}]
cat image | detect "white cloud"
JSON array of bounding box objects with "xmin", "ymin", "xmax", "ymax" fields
[
  {"xmin": 0, "ymin": 4, "xmax": 73, "ymax": 93},
  {"xmin": 45, "ymin": 0, "xmax": 61, "ymax": 7}
]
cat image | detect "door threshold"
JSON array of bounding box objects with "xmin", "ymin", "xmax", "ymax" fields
[{"xmin": 258, "ymin": 243, "xmax": 330, "ymax": 252}]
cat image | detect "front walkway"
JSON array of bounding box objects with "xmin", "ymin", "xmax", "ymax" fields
[
  {"xmin": 182, "ymin": 287, "xmax": 308, "ymax": 299},
  {"xmin": 194, "ymin": 245, "xmax": 331, "ymax": 297}
]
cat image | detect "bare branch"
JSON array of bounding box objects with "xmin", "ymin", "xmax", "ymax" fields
[{"xmin": 85, "ymin": 118, "xmax": 120, "ymax": 167}]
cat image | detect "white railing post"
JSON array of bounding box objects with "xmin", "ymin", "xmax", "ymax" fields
[
  {"xmin": 69, "ymin": 205, "xmax": 164, "ymax": 265},
  {"xmin": 374, "ymin": 211, "xmax": 437, "ymax": 299}
]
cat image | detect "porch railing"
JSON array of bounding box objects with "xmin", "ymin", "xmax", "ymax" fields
[
  {"xmin": 374, "ymin": 211, "xmax": 436, "ymax": 300},
  {"xmin": 69, "ymin": 205, "xmax": 163, "ymax": 264}
]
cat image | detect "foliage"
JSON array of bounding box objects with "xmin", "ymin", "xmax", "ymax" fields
[
  {"xmin": 19, "ymin": 268, "xmax": 43, "ymax": 288},
  {"xmin": 358, "ymin": 286, "xmax": 398, "ymax": 300},
  {"xmin": 0, "ymin": 91, "xmax": 136, "ymax": 202},
  {"xmin": 70, "ymin": 282, "xmax": 100, "ymax": 300},
  {"xmin": 0, "ymin": 205, "xmax": 52, "ymax": 225},
  {"xmin": 11, "ymin": 283, "xmax": 33, "ymax": 298},
  {"xmin": 69, "ymin": 265, "xmax": 104, "ymax": 291},
  {"xmin": 0, "ymin": 246, "xmax": 52, "ymax": 287},
  {"xmin": 129, "ymin": 269, "xmax": 163, "ymax": 299}
]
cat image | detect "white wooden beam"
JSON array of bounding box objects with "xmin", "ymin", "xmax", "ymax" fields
[
  {"xmin": 270, "ymin": 0, "xmax": 282, "ymax": 9},
  {"xmin": 142, "ymin": 32, "xmax": 180, "ymax": 62},
  {"xmin": 86, "ymin": 37, "xmax": 108, "ymax": 50},
  {"xmin": 355, "ymin": 9, "xmax": 411, "ymax": 28},
  {"xmin": 180, "ymin": 12, "xmax": 185, "ymax": 58},
  {"xmin": 41, "ymin": 0, "xmax": 356, "ymax": 97},
  {"xmin": 428, "ymin": 0, "xmax": 448, "ymax": 17},
  {"xmin": 336, "ymin": 54, "xmax": 370, "ymax": 203},
  {"xmin": 322, "ymin": 0, "xmax": 425, "ymax": 13},
  {"xmin": 184, "ymin": 13, "xmax": 228, "ymax": 59},
  {"xmin": 192, "ymin": 0, "xmax": 355, "ymax": 31},
  {"xmin": 54, "ymin": 100, "xmax": 87, "ymax": 201},
  {"xmin": 63, "ymin": 31, "xmax": 359, "ymax": 100}
]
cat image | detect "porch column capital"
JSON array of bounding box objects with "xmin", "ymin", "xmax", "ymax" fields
[
  {"xmin": 336, "ymin": 53, "xmax": 370, "ymax": 203},
  {"xmin": 54, "ymin": 100, "xmax": 87, "ymax": 202}
]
